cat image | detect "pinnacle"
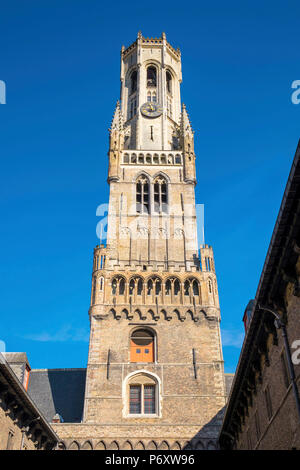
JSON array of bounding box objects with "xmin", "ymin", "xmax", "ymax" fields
[
  {"xmin": 180, "ymin": 104, "xmax": 194, "ymax": 135},
  {"xmin": 109, "ymin": 101, "xmax": 124, "ymax": 134}
]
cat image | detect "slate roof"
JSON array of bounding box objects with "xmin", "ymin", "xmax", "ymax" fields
[{"xmin": 28, "ymin": 368, "xmax": 86, "ymax": 423}]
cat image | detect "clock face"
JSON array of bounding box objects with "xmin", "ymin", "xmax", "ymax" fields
[{"xmin": 140, "ymin": 102, "xmax": 163, "ymax": 118}]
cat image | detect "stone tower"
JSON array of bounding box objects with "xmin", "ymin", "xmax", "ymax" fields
[{"xmin": 54, "ymin": 32, "xmax": 226, "ymax": 450}]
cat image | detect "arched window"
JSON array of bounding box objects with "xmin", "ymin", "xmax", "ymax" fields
[
  {"xmin": 92, "ymin": 277, "xmax": 97, "ymax": 304},
  {"xmin": 147, "ymin": 66, "xmax": 157, "ymax": 87},
  {"xmin": 130, "ymin": 70, "xmax": 137, "ymax": 94},
  {"xmin": 136, "ymin": 175, "xmax": 149, "ymax": 214},
  {"xmin": 119, "ymin": 278, "xmax": 125, "ymax": 295},
  {"xmin": 166, "ymin": 71, "xmax": 172, "ymax": 93},
  {"xmin": 155, "ymin": 279, "xmax": 161, "ymax": 295},
  {"xmin": 130, "ymin": 329, "xmax": 155, "ymax": 363},
  {"xmin": 129, "ymin": 279, "xmax": 135, "ymax": 296},
  {"xmin": 147, "ymin": 279, "xmax": 153, "ymax": 295},
  {"xmin": 174, "ymin": 279, "xmax": 180, "ymax": 296},
  {"xmin": 184, "ymin": 280, "xmax": 190, "ymax": 296},
  {"xmin": 154, "ymin": 175, "xmax": 168, "ymax": 214},
  {"xmin": 111, "ymin": 278, "xmax": 117, "ymax": 295},
  {"xmin": 165, "ymin": 279, "xmax": 171, "ymax": 295},
  {"xmin": 137, "ymin": 278, "xmax": 143, "ymax": 295},
  {"xmin": 193, "ymin": 280, "xmax": 199, "ymax": 296},
  {"xmin": 99, "ymin": 277, "xmax": 104, "ymax": 291},
  {"xmin": 127, "ymin": 373, "xmax": 158, "ymax": 415},
  {"xmin": 184, "ymin": 278, "xmax": 200, "ymax": 300}
]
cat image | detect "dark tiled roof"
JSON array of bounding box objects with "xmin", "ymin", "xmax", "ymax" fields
[{"xmin": 28, "ymin": 368, "xmax": 86, "ymax": 423}]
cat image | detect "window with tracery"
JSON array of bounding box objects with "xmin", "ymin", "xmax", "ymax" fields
[
  {"xmin": 154, "ymin": 176, "xmax": 168, "ymax": 213},
  {"xmin": 126, "ymin": 372, "xmax": 158, "ymax": 416},
  {"xmin": 136, "ymin": 175, "xmax": 149, "ymax": 214}
]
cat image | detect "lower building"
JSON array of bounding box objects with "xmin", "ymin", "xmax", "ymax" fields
[
  {"xmin": 219, "ymin": 140, "xmax": 300, "ymax": 450},
  {"xmin": 0, "ymin": 353, "xmax": 58, "ymax": 450}
]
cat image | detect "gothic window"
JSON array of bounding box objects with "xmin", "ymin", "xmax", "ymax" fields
[
  {"xmin": 165, "ymin": 279, "xmax": 171, "ymax": 295},
  {"xmin": 147, "ymin": 66, "xmax": 157, "ymax": 88},
  {"xmin": 147, "ymin": 92, "xmax": 151, "ymax": 102},
  {"xmin": 152, "ymin": 92, "xmax": 157, "ymax": 103},
  {"xmin": 137, "ymin": 278, "xmax": 143, "ymax": 295},
  {"xmin": 136, "ymin": 175, "xmax": 149, "ymax": 214},
  {"xmin": 175, "ymin": 154, "xmax": 181, "ymax": 164},
  {"xmin": 147, "ymin": 279, "xmax": 153, "ymax": 295},
  {"xmin": 193, "ymin": 280, "xmax": 199, "ymax": 296},
  {"xmin": 112, "ymin": 278, "xmax": 117, "ymax": 295},
  {"xmin": 205, "ymin": 257, "xmax": 211, "ymax": 271},
  {"xmin": 155, "ymin": 279, "xmax": 161, "ymax": 295},
  {"xmin": 130, "ymin": 70, "xmax": 137, "ymax": 94},
  {"xmin": 129, "ymin": 384, "xmax": 156, "ymax": 414},
  {"xmin": 166, "ymin": 71, "xmax": 172, "ymax": 94},
  {"xmin": 130, "ymin": 329, "xmax": 154, "ymax": 363},
  {"xmin": 153, "ymin": 175, "xmax": 168, "ymax": 214},
  {"xmin": 174, "ymin": 279, "xmax": 180, "ymax": 296},
  {"xmin": 129, "ymin": 279, "xmax": 135, "ymax": 296},
  {"xmin": 119, "ymin": 278, "xmax": 125, "ymax": 295},
  {"xmin": 184, "ymin": 280, "xmax": 190, "ymax": 296},
  {"xmin": 92, "ymin": 277, "xmax": 97, "ymax": 303},
  {"xmin": 123, "ymin": 153, "xmax": 129, "ymax": 163},
  {"xmin": 184, "ymin": 278, "xmax": 200, "ymax": 299},
  {"xmin": 99, "ymin": 277, "xmax": 104, "ymax": 291}
]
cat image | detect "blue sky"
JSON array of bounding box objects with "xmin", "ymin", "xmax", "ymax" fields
[{"xmin": 0, "ymin": 0, "xmax": 299, "ymax": 373}]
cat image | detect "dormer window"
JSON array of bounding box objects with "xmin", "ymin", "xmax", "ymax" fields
[{"xmin": 147, "ymin": 66, "xmax": 157, "ymax": 88}]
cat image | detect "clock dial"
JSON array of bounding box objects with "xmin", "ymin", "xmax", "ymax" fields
[{"xmin": 140, "ymin": 102, "xmax": 163, "ymax": 118}]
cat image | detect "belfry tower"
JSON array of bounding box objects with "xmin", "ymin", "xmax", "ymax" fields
[{"xmin": 55, "ymin": 33, "xmax": 227, "ymax": 450}]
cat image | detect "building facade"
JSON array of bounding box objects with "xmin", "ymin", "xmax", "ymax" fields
[
  {"xmin": 0, "ymin": 353, "xmax": 58, "ymax": 450},
  {"xmin": 219, "ymin": 140, "xmax": 300, "ymax": 450},
  {"xmin": 28, "ymin": 32, "xmax": 228, "ymax": 450}
]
